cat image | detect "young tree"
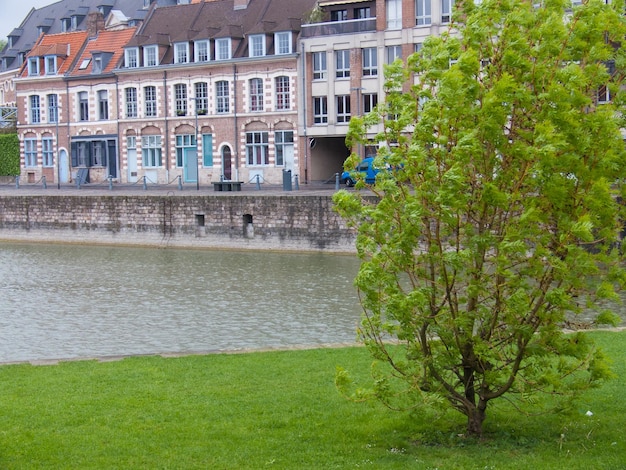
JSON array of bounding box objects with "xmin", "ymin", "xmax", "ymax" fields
[{"xmin": 334, "ymin": 0, "xmax": 626, "ymax": 436}]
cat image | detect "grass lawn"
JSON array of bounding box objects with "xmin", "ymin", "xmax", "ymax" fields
[{"xmin": 0, "ymin": 331, "xmax": 624, "ymax": 469}]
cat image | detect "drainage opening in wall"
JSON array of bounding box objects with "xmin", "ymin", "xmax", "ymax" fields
[
  {"xmin": 196, "ymin": 214, "xmax": 205, "ymax": 227},
  {"xmin": 243, "ymin": 214, "xmax": 254, "ymax": 239}
]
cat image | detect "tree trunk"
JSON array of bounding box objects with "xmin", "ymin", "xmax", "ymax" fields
[{"xmin": 466, "ymin": 405, "xmax": 486, "ymax": 436}]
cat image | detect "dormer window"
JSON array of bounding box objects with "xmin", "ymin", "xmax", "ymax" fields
[
  {"xmin": 124, "ymin": 48, "xmax": 139, "ymax": 68},
  {"xmin": 249, "ymin": 35, "xmax": 265, "ymax": 57},
  {"xmin": 44, "ymin": 55, "xmax": 57, "ymax": 75},
  {"xmin": 174, "ymin": 42, "xmax": 189, "ymax": 64},
  {"xmin": 215, "ymin": 38, "xmax": 231, "ymax": 61},
  {"xmin": 61, "ymin": 18, "xmax": 71, "ymax": 32},
  {"xmin": 71, "ymin": 15, "xmax": 83, "ymax": 30},
  {"xmin": 7, "ymin": 37, "xmax": 13, "ymax": 48},
  {"xmin": 194, "ymin": 40, "xmax": 209, "ymax": 62},
  {"xmin": 143, "ymin": 0, "xmax": 151, "ymax": 8},
  {"xmin": 28, "ymin": 57, "xmax": 39, "ymax": 76},
  {"xmin": 275, "ymin": 32, "xmax": 292, "ymax": 55},
  {"xmin": 144, "ymin": 45, "xmax": 158, "ymax": 67},
  {"xmin": 92, "ymin": 53, "xmax": 103, "ymax": 74}
]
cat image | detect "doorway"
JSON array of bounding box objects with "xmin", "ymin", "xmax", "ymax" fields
[{"xmin": 222, "ymin": 145, "xmax": 232, "ymax": 180}]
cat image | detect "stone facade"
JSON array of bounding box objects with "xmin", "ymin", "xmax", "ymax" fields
[{"xmin": 0, "ymin": 194, "xmax": 359, "ymax": 252}]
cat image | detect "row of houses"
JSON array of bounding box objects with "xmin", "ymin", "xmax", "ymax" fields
[{"xmin": 2, "ymin": 0, "xmax": 455, "ymax": 186}]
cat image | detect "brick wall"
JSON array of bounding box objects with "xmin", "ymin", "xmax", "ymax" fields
[{"xmin": 0, "ymin": 194, "xmax": 360, "ymax": 252}]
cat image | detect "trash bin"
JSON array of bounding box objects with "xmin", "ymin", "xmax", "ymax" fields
[{"xmin": 282, "ymin": 169, "xmax": 292, "ymax": 191}]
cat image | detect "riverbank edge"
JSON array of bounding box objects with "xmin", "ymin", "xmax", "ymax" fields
[{"xmin": 0, "ymin": 192, "xmax": 363, "ymax": 254}]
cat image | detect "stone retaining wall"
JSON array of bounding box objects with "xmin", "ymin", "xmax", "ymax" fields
[{"xmin": 0, "ymin": 194, "xmax": 358, "ymax": 252}]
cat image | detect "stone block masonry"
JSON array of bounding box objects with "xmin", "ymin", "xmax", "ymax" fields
[{"xmin": 0, "ymin": 194, "xmax": 359, "ymax": 253}]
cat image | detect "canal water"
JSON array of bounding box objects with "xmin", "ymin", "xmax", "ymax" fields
[{"xmin": 0, "ymin": 243, "xmax": 362, "ymax": 363}]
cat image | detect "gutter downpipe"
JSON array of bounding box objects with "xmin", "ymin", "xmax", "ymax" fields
[
  {"xmin": 300, "ymin": 41, "xmax": 308, "ymax": 184},
  {"xmin": 233, "ymin": 64, "xmax": 238, "ymax": 181},
  {"xmin": 163, "ymin": 71, "xmax": 170, "ymax": 180},
  {"xmin": 115, "ymin": 74, "xmax": 120, "ymax": 182}
]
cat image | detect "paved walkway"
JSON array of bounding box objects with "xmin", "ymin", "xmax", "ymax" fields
[{"xmin": 0, "ymin": 178, "xmax": 343, "ymax": 196}]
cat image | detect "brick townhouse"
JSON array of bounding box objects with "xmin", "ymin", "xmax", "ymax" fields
[
  {"xmin": 14, "ymin": 0, "xmax": 319, "ymax": 186},
  {"xmin": 10, "ymin": 0, "xmax": 459, "ymax": 186}
]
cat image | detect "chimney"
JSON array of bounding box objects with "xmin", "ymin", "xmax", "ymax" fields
[
  {"xmin": 234, "ymin": 0, "xmax": 250, "ymax": 10},
  {"xmin": 86, "ymin": 12, "xmax": 105, "ymax": 38}
]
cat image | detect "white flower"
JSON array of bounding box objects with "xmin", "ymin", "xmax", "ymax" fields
[{"xmin": 585, "ymin": 410, "xmax": 593, "ymax": 416}]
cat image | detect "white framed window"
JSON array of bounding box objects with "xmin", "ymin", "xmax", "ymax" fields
[
  {"xmin": 249, "ymin": 78, "xmax": 264, "ymax": 112},
  {"xmin": 145, "ymin": 86, "xmax": 157, "ymax": 117},
  {"xmin": 30, "ymin": 95, "xmax": 41, "ymax": 124},
  {"xmin": 28, "ymin": 57, "xmax": 39, "ymax": 76},
  {"xmin": 386, "ymin": 0, "xmax": 402, "ymax": 29},
  {"xmin": 144, "ymin": 45, "xmax": 158, "ymax": 67},
  {"xmin": 142, "ymin": 135, "xmax": 162, "ymax": 167},
  {"xmin": 125, "ymin": 48, "xmax": 139, "ymax": 68},
  {"xmin": 195, "ymin": 40, "xmax": 210, "ymax": 62},
  {"xmin": 274, "ymin": 130, "xmax": 293, "ymax": 167},
  {"xmin": 313, "ymin": 52, "xmax": 327, "ymax": 80},
  {"xmin": 24, "ymin": 139, "xmax": 37, "ymax": 167},
  {"xmin": 125, "ymin": 87, "xmax": 137, "ymax": 118},
  {"xmin": 246, "ymin": 131, "xmax": 269, "ymax": 165},
  {"xmin": 98, "ymin": 90, "xmax": 109, "ymax": 120},
  {"xmin": 216, "ymin": 80, "xmax": 229, "ymax": 113},
  {"xmin": 416, "ymin": 0, "xmax": 432, "ymax": 25},
  {"xmin": 335, "ymin": 50, "xmax": 350, "ymax": 79},
  {"xmin": 249, "ymin": 35, "xmax": 266, "ymax": 57},
  {"xmin": 386, "ymin": 45, "xmax": 402, "ymax": 64},
  {"xmin": 175, "ymin": 134, "xmax": 196, "ymax": 167},
  {"xmin": 47, "ymin": 94, "xmax": 58, "ymax": 123},
  {"xmin": 45, "ymin": 55, "xmax": 57, "ymax": 75},
  {"xmin": 78, "ymin": 91, "xmax": 89, "ymax": 121},
  {"xmin": 336, "ymin": 95, "xmax": 351, "ymax": 123},
  {"xmin": 362, "ymin": 48, "xmax": 377, "ymax": 76},
  {"xmin": 174, "ymin": 42, "xmax": 189, "ymax": 64},
  {"xmin": 174, "ymin": 84, "xmax": 187, "ymax": 116},
  {"xmin": 195, "ymin": 82, "xmax": 208, "ymax": 114},
  {"xmin": 355, "ymin": 7, "xmax": 372, "ymax": 18},
  {"xmin": 313, "ymin": 96, "xmax": 327, "ymax": 124},
  {"xmin": 275, "ymin": 32, "xmax": 292, "ymax": 55},
  {"xmin": 275, "ymin": 76, "xmax": 290, "ymax": 111},
  {"xmin": 42, "ymin": 138, "xmax": 54, "ymax": 167},
  {"xmin": 215, "ymin": 38, "xmax": 231, "ymax": 60},
  {"xmin": 442, "ymin": 0, "xmax": 454, "ymax": 23},
  {"xmin": 363, "ymin": 93, "xmax": 378, "ymax": 113}
]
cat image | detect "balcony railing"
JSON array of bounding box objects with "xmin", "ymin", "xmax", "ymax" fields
[{"xmin": 301, "ymin": 18, "xmax": 377, "ymax": 38}]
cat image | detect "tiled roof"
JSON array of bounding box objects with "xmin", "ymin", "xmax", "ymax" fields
[
  {"xmin": 19, "ymin": 30, "xmax": 89, "ymax": 77},
  {"xmin": 70, "ymin": 26, "xmax": 137, "ymax": 76},
  {"xmin": 1, "ymin": 0, "xmax": 178, "ymax": 72},
  {"xmin": 131, "ymin": 0, "xmax": 318, "ymax": 45}
]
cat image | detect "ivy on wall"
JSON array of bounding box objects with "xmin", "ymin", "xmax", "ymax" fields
[{"xmin": 0, "ymin": 133, "xmax": 20, "ymax": 176}]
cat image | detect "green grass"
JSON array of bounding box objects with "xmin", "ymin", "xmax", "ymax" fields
[{"xmin": 0, "ymin": 331, "xmax": 625, "ymax": 469}]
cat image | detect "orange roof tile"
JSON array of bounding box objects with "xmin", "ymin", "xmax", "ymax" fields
[
  {"xmin": 71, "ymin": 27, "xmax": 137, "ymax": 77},
  {"xmin": 21, "ymin": 31, "xmax": 89, "ymax": 77}
]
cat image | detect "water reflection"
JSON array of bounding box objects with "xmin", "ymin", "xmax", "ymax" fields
[{"xmin": 0, "ymin": 243, "xmax": 362, "ymax": 363}]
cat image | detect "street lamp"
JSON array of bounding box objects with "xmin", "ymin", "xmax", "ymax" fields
[
  {"xmin": 192, "ymin": 97, "xmax": 201, "ymax": 190},
  {"xmin": 54, "ymin": 104, "xmax": 60, "ymax": 189}
]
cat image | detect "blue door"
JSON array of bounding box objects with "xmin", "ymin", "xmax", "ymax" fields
[{"xmin": 184, "ymin": 146, "xmax": 198, "ymax": 183}]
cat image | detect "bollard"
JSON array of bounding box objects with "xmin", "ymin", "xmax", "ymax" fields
[
  {"xmin": 15, "ymin": 176, "xmax": 19, "ymax": 189},
  {"xmin": 335, "ymin": 172, "xmax": 340, "ymax": 190},
  {"xmin": 76, "ymin": 177, "xmax": 81, "ymax": 189},
  {"xmin": 282, "ymin": 169, "xmax": 292, "ymax": 191},
  {"xmin": 294, "ymin": 174, "xmax": 299, "ymax": 191},
  {"xmin": 220, "ymin": 174, "xmax": 224, "ymax": 182},
  {"xmin": 143, "ymin": 175, "xmax": 147, "ymax": 190},
  {"xmin": 178, "ymin": 175, "xmax": 183, "ymax": 191},
  {"xmin": 108, "ymin": 175, "xmax": 113, "ymax": 191},
  {"xmin": 256, "ymin": 174, "xmax": 261, "ymax": 190},
  {"xmin": 42, "ymin": 175, "xmax": 47, "ymax": 189}
]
